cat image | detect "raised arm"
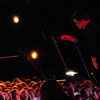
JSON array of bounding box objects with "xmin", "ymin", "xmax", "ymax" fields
[
  {"xmin": 61, "ymin": 34, "xmax": 78, "ymax": 43},
  {"xmin": 91, "ymin": 57, "xmax": 98, "ymax": 69}
]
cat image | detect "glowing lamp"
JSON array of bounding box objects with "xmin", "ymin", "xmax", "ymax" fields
[
  {"xmin": 66, "ymin": 70, "xmax": 78, "ymax": 76},
  {"xmin": 91, "ymin": 72, "xmax": 94, "ymax": 75},
  {"xmin": 31, "ymin": 51, "xmax": 38, "ymax": 59},
  {"xmin": 13, "ymin": 16, "xmax": 20, "ymax": 23}
]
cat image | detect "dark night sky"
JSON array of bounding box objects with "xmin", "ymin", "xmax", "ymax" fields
[{"xmin": 0, "ymin": 0, "xmax": 100, "ymax": 82}]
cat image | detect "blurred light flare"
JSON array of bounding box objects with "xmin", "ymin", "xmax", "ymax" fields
[
  {"xmin": 91, "ymin": 72, "xmax": 94, "ymax": 75},
  {"xmin": 13, "ymin": 16, "xmax": 20, "ymax": 23},
  {"xmin": 31, "ymin": 51, "xmax": 38, "ymax": 59},
  {"xmin": 66, "ymin": 70, "xmax": 78, "ymax": 76}
]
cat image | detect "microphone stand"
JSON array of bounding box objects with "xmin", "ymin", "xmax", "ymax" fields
[
  {"xmin": 73, "ymin": 43, "xmax": 93, "ymax": 81},
  {"xmin": 51, "ymin": 36, "xmax": 68, "ymax": 72},
  {"xmin": 18, "ymin": 48, "xmax": 47, "ymax": 81},
  {"xmin": 51, "ymin": 36, "xmax": 95, "ymax": 82}
]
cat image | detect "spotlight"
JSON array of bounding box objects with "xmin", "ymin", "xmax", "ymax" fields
[
  {"xmin": 66, "ymin": 70, "xmax": 78, "ymax": 76},
  {"xmin": 31, "ymin": 51, "xmax": 38, "ymax": 59},
  {"xmin": 13, "ymin": 16, "xmax": 20, "ymax": 24}
]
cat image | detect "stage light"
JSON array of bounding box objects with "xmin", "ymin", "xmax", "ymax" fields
[
  {"xmin": 66, "ymin": 70, "xmax": 78, "ymax": 76},
  {"xmin": 31, "ymin": 51, "xmax": 38, "ymax": 59},
  {"xmin": 13, "ymin": 16, "xmax": 20, "ymax": 23},
  {"xmin": 91, "ymin": 72, "xmax": 94, "ymax": 75}
]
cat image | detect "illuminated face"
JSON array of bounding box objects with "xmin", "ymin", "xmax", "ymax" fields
[{"xmin": 73, "ymin": 18, "xmax": 84, "ymax": 30}]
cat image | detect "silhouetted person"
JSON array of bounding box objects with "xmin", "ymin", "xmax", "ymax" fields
[
  {"xmin": 61, "ymin": 9, "xmax": 100, "ymax": 70},
  {"xmin": 40, "ymin": 79, "xmax": 73, "ymax": 100}
]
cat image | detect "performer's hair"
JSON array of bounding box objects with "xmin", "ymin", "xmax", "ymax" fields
[{"xmin": 72, "ymin": 9, "xmax": 89, "ymax": 21}]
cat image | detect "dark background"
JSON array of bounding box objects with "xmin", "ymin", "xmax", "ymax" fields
[{"xmin": 0, "ymin": 0, "xmax": 100, "ymax": 82}]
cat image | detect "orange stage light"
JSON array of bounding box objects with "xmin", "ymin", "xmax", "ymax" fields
[
  {"xmin": 13, "ymin": 16, "xmax": 20, "ymax": 23},
  {"xmin": 31, "ymin": 51, "xmax": 38, "ymax": 59}
]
